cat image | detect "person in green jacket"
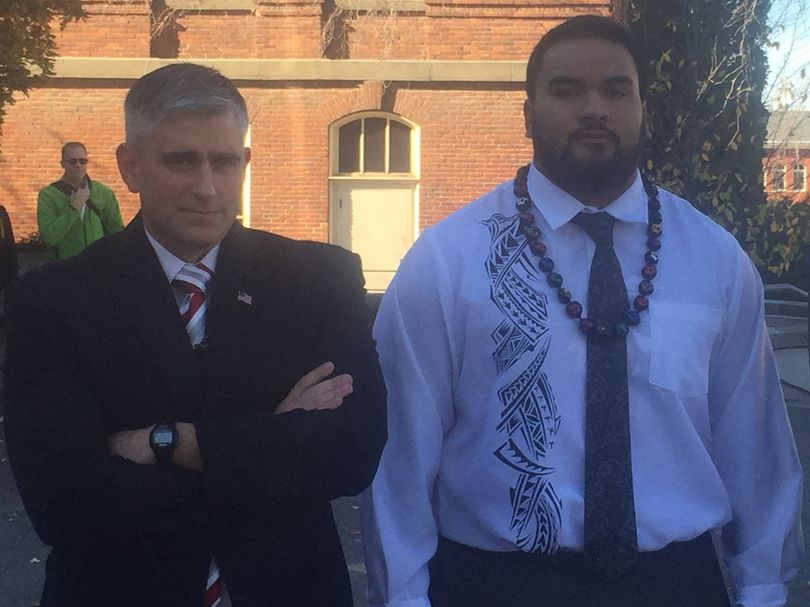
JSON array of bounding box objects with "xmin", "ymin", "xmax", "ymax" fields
[{"xmin": 37, "ymin": 141, "xmax": 124, "ymax": 260}]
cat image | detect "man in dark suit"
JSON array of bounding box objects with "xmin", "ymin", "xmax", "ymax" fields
[{"xmin": 2, "ymin": 63, "xmax": 386, "ymax": 607}]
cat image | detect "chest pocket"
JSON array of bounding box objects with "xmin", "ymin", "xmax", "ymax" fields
[{"xmin": 649, "ymin": 300, "xmax": 722, "ymax": 397}]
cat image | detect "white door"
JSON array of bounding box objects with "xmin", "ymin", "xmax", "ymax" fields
[{"xmin": 330, "ymin": 181, "xmax": 416, "ymax": 291}]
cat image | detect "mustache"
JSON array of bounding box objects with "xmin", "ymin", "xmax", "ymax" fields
[{"xmin": 569, "ymin": 127, "xmax": 621, "ymax": 146}]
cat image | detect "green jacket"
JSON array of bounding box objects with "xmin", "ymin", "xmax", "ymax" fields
[{"xmin": 37, "ymin": 178, "xmax": 124, "ymax": 260}]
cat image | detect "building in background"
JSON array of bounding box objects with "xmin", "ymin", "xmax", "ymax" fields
[
  {"xmin": 0, "ymin": 0, "xmax": 610, "ymax": 290},
  {"xmin": 764, "ymin": 110, "xmax": 810, "ymax": 204}
]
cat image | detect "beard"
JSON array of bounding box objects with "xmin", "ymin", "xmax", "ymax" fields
[{"xmin": 532, "ymin": 124, "xmax": 645, "ymax": 199}]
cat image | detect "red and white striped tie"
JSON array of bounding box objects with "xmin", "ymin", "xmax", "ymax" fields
[
  {"xmin": 173, "ymin": 263, "xmax": 213, "ymax": 346},
  {"xmin": 203, "ymin": 561, "xmax": 223, "ymax": 607},
  {"xmin": 174, "ymin": 263, "xmax": 223, "ymax": 605}
]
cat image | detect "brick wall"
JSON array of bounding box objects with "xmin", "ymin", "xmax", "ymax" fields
[
  {"xmin": 0, "ymin": 0, "xmax": 611, "ymax": 244},
  {"xmin": 54, "ymin": 1, "xmax": 150, "ymax": 57},
  {"xmin": 763, "ymin": 151, "xmax": 810, "ymax": 204}
]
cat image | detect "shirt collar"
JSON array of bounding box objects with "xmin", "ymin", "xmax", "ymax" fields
[
  {"xmin": 144, "ymin": 226, "xmax": 220, "ymax": 284},
  {"xmin": 526, "ymin": 162, "xmax": 648, "ymax": 230}
]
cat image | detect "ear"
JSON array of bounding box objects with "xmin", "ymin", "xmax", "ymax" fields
[
  {"xmin": 116, "ymin": 143, "xmax": 141, "ymax": 194},
  {"xmin": 523, "ymin": 99, "xmax": 534, "ymax": 139},
  {"xmin": 243, "ymin": 147, "xmax": 251, "ymax": 166},
  {"xmin": 642, "ymin": 101, "xmax": 652, "ymax": 140}
]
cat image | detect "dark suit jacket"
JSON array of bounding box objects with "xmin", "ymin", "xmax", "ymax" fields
[{"xmin": 2, "ymin": 216, "xmax": 387, "ymax": 606}]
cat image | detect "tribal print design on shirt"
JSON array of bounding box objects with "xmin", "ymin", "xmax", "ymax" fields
[{"xmin": 483, "ymin": 212, "xmax": 562, "ymax": 554}]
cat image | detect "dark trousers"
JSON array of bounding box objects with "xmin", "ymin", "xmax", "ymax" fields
[{"xmin": 428, "ymin": 533, "xmax": 731, "ymax": 607}]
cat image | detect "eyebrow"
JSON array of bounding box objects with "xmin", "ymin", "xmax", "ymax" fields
[
  {"xmin": 546, "ymin": 75, "xmax": 635, "ymax": 87},
  {"xmin": 210, "ymin": 152, "xmax": 243, "ymax": 163},
  {"xmin": 161, "ymin": 151, "xmax": 199, "ymax": 163},
  {"xmin": 604, "ymin": 76, "xmax": 635, "ymax": 88}
]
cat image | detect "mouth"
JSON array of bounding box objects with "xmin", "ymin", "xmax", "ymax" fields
[
  {"xmin": 179, "ymin": 209, "xmax": 224, "ymax": 221},
  {"xmin": 571, "ymin": 129, "xmax": 617, "ymax": 144},
  {"xmin": 180, "ymin": 208, "xmax": 221, "ymax": 215}
]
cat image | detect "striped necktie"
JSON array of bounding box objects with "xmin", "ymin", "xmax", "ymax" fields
[
  {"xmin": 173, "ymin": 263, "xmax": 223, "ymax": 605},
  {"xmin": 173, "ymin": 263, "xmax": 213, "ymax": 346},
  {"xmin": 204, "ymin": 561, "xmax": 223, "ymax": 607}
]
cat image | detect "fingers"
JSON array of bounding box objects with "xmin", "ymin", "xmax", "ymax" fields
[
  {"xmin": 305, "ymin": 373, "xmax": 353, "ymax": 410},
  {"xmin": 277, "ymin": 363, "xmax": 354, "ymax": 414},
  {"xmin": 291, "ymin": 361, "xmax": 336, "ymax": 395}
]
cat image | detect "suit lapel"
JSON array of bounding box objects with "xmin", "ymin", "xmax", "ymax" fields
[{"xmin": 109, "ymin": 215, "xmax": 203, "ymax": 417}]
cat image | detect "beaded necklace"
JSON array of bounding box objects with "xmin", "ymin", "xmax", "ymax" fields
[{"xmin": 513, "ymin": 163, "xmax": 661, "ymax": 336}]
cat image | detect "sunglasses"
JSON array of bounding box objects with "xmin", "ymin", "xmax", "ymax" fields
[{"xmin": 65, "ymin": 158, "xmax": 89, "ymax": 166}]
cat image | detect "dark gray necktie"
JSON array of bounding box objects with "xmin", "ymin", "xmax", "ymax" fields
[{"xmin": 573, "ymin": 211, "xmax": 638, "ymax": 579}]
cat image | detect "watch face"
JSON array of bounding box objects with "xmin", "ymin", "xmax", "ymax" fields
[{"xmin": 153, "ymin": 429, "xmax": 174, "ymax": 445}]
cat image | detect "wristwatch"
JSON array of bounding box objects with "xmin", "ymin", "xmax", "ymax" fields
[{"xmin": 149, "ymin": 422, "xmax": 177, "ymax": 465}]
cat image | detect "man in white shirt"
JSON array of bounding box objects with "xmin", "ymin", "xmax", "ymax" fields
[{"xmin": 361, "ymin": 15, "xmax": 803, "ymax": 607}]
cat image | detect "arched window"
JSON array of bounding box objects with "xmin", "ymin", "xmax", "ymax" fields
[{"xmin": 335, "ymin": 114, "xmax": 415, "ymax": 176}]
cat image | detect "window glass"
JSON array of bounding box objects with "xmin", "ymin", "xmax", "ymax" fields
[
  {"xmin": 339, "ymin": 121, "xmax": 361, "ymax": 173},
  {"xmin": 793, "ymin": 164, "xmax": 805, "ymax": 191},
  {"xmin": 390, "ymin": 120, "xmax": 411, "ymax": 173},
  {"xmin": 364, "ymin": 118, "xmax": 386, "ymax": 173},
  {"xmin": 772, "ymin": 165, "xmax": 786, "ymax": 191}
]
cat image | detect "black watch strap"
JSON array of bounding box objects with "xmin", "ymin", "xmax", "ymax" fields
[{"xmin": 149, "ymin": 422, "xmax": 177, "ymax": 465}]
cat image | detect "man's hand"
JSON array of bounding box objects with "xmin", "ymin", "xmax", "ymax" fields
[
  {"xmin": 108, "ymin": 422, "xmax": 201, "ymax": 471},
  {"xmin": 276, "ymin": 362, "xmax": 353, "ymax": 415},
  {"xmin": 69, "ymin": 185, "xmax": 89, "ymax": 211}
]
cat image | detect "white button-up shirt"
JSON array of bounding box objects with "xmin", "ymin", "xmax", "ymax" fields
[{"xmin": 361, "ymin": 164, "xmax": 803, "ymax": 607}]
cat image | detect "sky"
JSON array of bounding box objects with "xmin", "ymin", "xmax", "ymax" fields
[{"xmin": 765, "ymin": 0, "xmax": 810, "ymax": 108}]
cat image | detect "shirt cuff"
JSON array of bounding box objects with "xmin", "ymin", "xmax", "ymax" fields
[
  {"xmin": 368, "ymin": 597, "xmax": 432, "ymax": 607},
  {"xmin": 735, "ymin": 582, "xmax": 788, "ymax": 607}
]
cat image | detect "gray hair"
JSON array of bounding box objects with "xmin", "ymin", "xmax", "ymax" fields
[{"xmin": 124, "ymin": 63, "xmax": 249, "ymax": 146}]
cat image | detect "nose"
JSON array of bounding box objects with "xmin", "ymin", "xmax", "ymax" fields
[
  {"xmin": 580, "ymin": 90, "xmax": 609, "ymax": 122},
  {"xmin": 193, "ymin": 161, "xmax": 217, "ymax": 197}
]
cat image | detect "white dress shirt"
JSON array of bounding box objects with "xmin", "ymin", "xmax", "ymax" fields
[{"xmin": 360, "ymin": 164, "xmax": 804, "ymax": 607}]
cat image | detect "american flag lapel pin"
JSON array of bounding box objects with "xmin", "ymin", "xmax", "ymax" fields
[{"xmin": 237, "ymin": 291, "xmax": 253, "ymax": 306}]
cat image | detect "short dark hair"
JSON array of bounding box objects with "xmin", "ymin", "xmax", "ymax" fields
[
  {"xmin": 526, "ymin": 15, "xmax": 647, "ymax": 100},
  {"xmin": 61, "ymin": 141, "xmax": 86, "ymax": 160},
  {"xmin": 124, "ymin": 63, "xmax": 248, "ymax": 146}
]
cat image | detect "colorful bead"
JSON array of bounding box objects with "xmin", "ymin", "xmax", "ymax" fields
[
  {"xmin": 529, "ymin": 240, "xmax": 547, "ymax": 257},
  {"xmin": 639, "ymin": 280, "xmax": 654, "ymax": 295},
  {"xmin": 512, "ymin": 165, "xmax": 660, "ymax": 336},
  {"xmin": 522, "ymin": 224, "xmax": 540, "ymax": 240},
  {"xmin": 566, "ymin": 301, "xmax": 583, "ymax": 318},
  {"xmin": 579, "ymin": 318, "xmax": 595, "ymax": 334}
]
